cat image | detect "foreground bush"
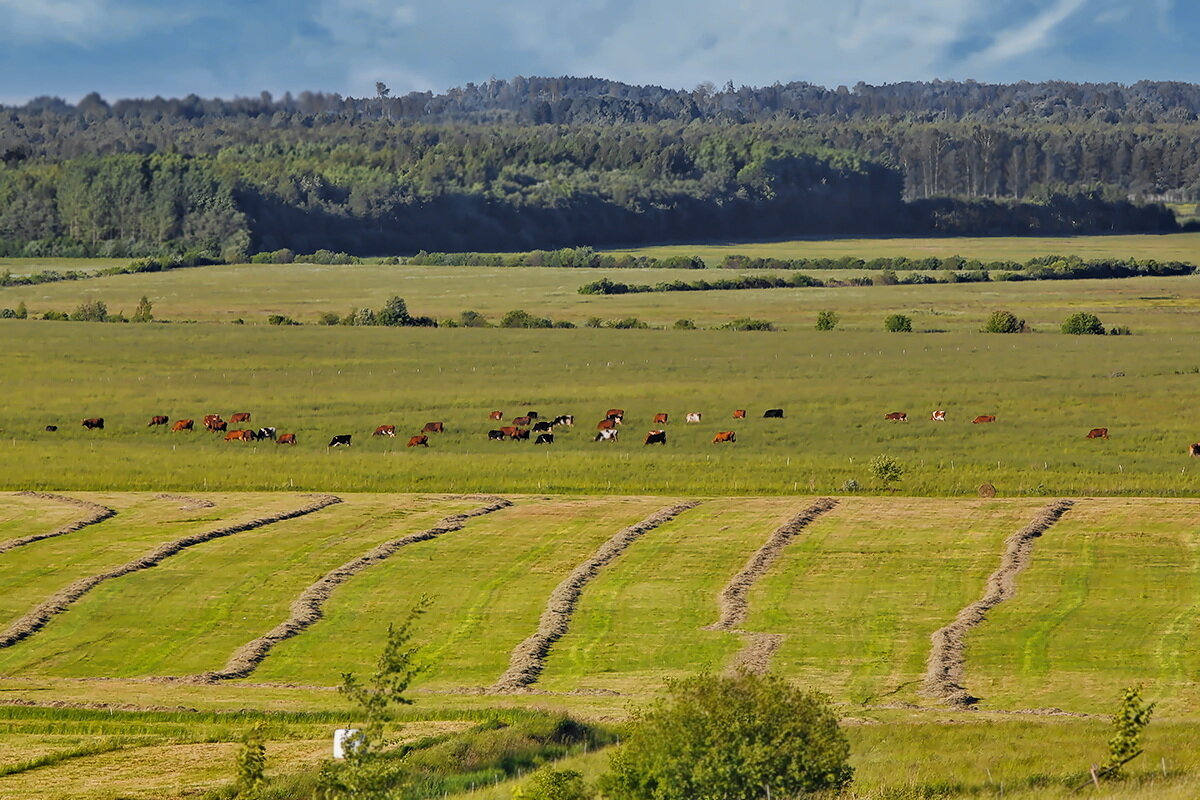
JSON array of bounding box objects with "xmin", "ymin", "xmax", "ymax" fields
[
  {"xmin": 884, "ymin": 313, "xmax": 912, "ymax": 332},
  {"xmin": 1062, "ymin": 312, "xmax": 1106, "ymax": 335},
  {"xmin": 601, "ymin": 672, "xmax": 852, "ymax": 800},
  {"xmin": 982, "ymin": 309, "xmax": 1025, "ymax": 333}
]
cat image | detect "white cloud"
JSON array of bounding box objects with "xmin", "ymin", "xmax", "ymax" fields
[
  {"xmin": 0, "ymin": 0, "xmax": 191, "ymax": 45},
  {"xmin": 970, "ymin": 0, "xmax": 1089, "ymax": 66}
]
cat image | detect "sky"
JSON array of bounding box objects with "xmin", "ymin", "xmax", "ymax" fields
[{"xmin": 0, "ymin": 0, "xmax": 1197, "ymax": 104}]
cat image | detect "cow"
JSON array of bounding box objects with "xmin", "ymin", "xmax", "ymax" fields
[
  {"xmin": 535, "ymin": 433, "xmax": 554, "ymax": 445},
  {"xmin": 81, "ymin": 418, "xmax": 104, "ymax": 430},
  {"xmin": 373, "ymin": 425, "xmax": 396, "ymax": 437},
  {"xmin": 931, "ymin": 410, "xmax": 947, "ymax": 422},
  {"xmin": 524, "ymin": 411, "xmax": 539, "ymax": 420},
  {"xmin": 224, "ymin": 429, "xmax": 254, "ymax": 442},
  {"xmin": 488, "ymin": 429, "xmax": 508, "ymax": 441},
  {"xmin": 1087, "ymin": 428, "xmax": 1109, "ymax": 440},
  {"xmin": 686, "ymin": 412, "xmax": 702, "ymax": 424},
  {"xmin": 653, "ymin": 413, "xmax": 669, "ymax": 424},
  {"xmin": 644, "ymin": 430, "xmax": 667, "ymax": 445},
  {"xmin": 606, "ymin": 409, "xmax": 625, "ymax": 419},
  {"xmin": 203, "ymin": 415, "xmax": 225, "ymax": 432},
  {"xmin": 594, "ymin": 429, "xmax": 619, "ymax": 442},
  {"xmin": 172, "ymin": 419, "xmax": 194, "ymax": 432},
  {"xmin": 512, "ymin": 416, "xmax": 532, "ymax": 426},
  {"xmin": 256, "ymin": 427, "xmax": 277, "ymax": 441},
  {"xmin": 532, "ymin": 421, "xmax": 553, "ymax": 432},
  {"xmin": 512, "ymin": 428, "xmax": 530, "ymax": 440},
  {"xmin": 489, "ymin": 411, "xmax": 504, "ymax": 421},
  {"xmin": 498, "ymin": 426, "xmax": 519, "ymax": 438},
  {"xmin": 763, "ymin": 409, "xmax": 784, "ymax": 418},
  {"xmin": 605, "ymin": 413, "xmax": 624, "ymax": 425},
  {"xmin": 230, "ymin": 412, "xmax": 251, "ymax": 424},
  {"xmin": 277, "ymin": 433, "xmax": 297, "ymax": 445},
  {"xmin": 972, "ymin": 415, "xmax": 997, "ymax": 424},
  {"xmin": 407, "ymin": 435, "xmax": 429, "ymax": 447},
  {"xmin": 421, "ymin": 422, "xmax": 444, "ymax": 434},
  {"xmin": 148, "ymin": 415, "xmax": 169, "ymax": 427},
  {"xmin": 596, "ymin": 418, "xmax": 618, "ymax": 431},
  {"xmin": 885, "ymin": 412, "xmax": 908, "ymax": 422},
  {"xmin": 210, "ymin": 420, "xmax": 227, "ymax": 432},
  {"xmin": 44, "ymin": 425, "xmax": 58, "ymax": 432},
  {"xmin": 327, "ymin": 434, "xmax": 352, "ymax": 447},
  {"xmin": 712, "ymin": 431, "xmax": 736, "ymax": 444},
  {"xmin": 553, "ymin": 415, "xmax": 574, "ymax": 427},
  {"xmin": 1190, "ymin": 443, "xmax": 1200, "ymax": 457},
  {"xmin": 733, "ymin": 409, "xmax": 747, "ymax": 419}
]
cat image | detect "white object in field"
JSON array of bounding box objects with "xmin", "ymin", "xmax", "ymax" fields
[{"xmin": 333, "ymin": 728, "xmax": 362, "ymax": 759}]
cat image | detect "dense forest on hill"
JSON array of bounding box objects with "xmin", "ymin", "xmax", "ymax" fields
[{"xmin": 0, "ymin": 78, "xmax": 1194, "ymax": 257}]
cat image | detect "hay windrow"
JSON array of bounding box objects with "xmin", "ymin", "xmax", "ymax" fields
[
  {"xmin": 490, "ymin": 501, "xmax": 700, "ymax": 692},
  {"xmin": 154, "ymin": 493, "xmax": 216, "ymax": 510},
  {"xmin": 0, "ymin": 494, "xmax": 343, "ymax": 649},
  {"xmin": 0, "ymin": 492, "xmax": 117, "ymax": 555},
  {"xmin": 923, "ymin": 499, "xmax": 1074, "ymax": 706},
  {"xmin": 192, "ymin": 496, "xmax": 513, "ymax": 682}
]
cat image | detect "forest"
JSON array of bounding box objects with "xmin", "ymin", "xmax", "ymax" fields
[{"xmin": 1, "ymin": 78, "xmax": 1196, "ymax": 257}]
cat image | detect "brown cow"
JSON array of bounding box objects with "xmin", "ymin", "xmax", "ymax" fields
[
  {"xmin": 172, "ymin": 419, "xmax": 194, "ymax": 432},
  {"xmin": 653, "ymin": 413, "xmax": 669, "ymax": 424},
  {"xmin": 733, "ymin": 409, "xmax": 747, "ymax": 419},
  {"xmin": 81, "ymin": 418, "xmax": 104, "ymax": 430},
  {"xmin": 884, "ymin": 412, "xmax": 908, "ymax": 422},
  {"xmin": 606, "ymin": 408, "xmax": 625, "ymax": 419},
  {"xmin": 224, "ymin": 429, "xmax": 254, "ymax": 442},
  {"xmin": 373, "ymin": 425, "xmax": 396, "ymax": 437},
  {"xmin": 421, "ymin": 422, "xmax": 445, "ymax": 433},
  {"xmin": 1086, "ymin": 428, "xmax": 1109, "ymax": 439},
  {"xmin": 230, "ymin": 412, "xmax": 251, "ymax": 424},
  {"xmin": 210, "ymin": 420, "xmax": 227, "ymax": 432},
  {"xmin": 1189, "ymin": 442, "xmax": 1200, "ymax": 457},
  {"xmin": 498, "ymin": 426, "xmax": 519, "ymax": 438},
  {"xmin": 931, "ymin": 410, "xmax": 947, "ymax": 422},
  {"xmin": 512, "ymin": 428, "xmax": 530, "ymax": 440},
  {"xmin": 407, "ymin": 435, "xmax": 429, "ymax": 447},
  {"xmin": 489, "ymin": 411, "xmax": 503, "ymax": 420},
  {"xmin": 512, "ymin": 416, "xmax": 532, "ymax": 426},
  {"xmin": 148, "ymin": 415, "xmax": 169, "ymax": 427},
  {"xmin": 972, "ymin": 415, "xmax": 997, "ymax": 424},
  {"xmin": 596, "ymin": 418, "xmax": 618, "ymax": 431},
  {"xmin": 277, "ymin": 433, "xmax": 297, "ymax": 445},
  {"xmin": 712, "ymin": 431, "xmax": 736, "ymax": 444},
  {"xmin": 203, "ymin": 415, "xmax": 225, "ymax": 431}
]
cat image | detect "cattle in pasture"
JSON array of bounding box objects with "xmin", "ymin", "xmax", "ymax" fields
[
  {"xmin": 44, "ymin": 425, "xmax": 58, "ymax": 432},
  {"xmin": 653, "ymin": 413, "xmax": 669, "ymax": 424},
  {"xmin": 224, "ymin": 429, "xmax": 254, "ymax": 442},
  {"xmin": 203, "ymin": 415, "xmax": 225, "ymax": 432},
  {"xmin": 373, "ymin": 425, "xmax": 396, "ymax": 437},
  {"xmin": 1087, "ymin": 428, "xmax": 1109, "ymax": 440},
  {"xmin": 594, "ymin": 429, "xmax": 619, "ymax": 442},
  {"xmin": 512, "ymin": 428, "xmax": 531, "ymax": 440},
  {"xmin": 148, "ymin": 415, "xmax": 169, "ymax": 427},
  {"xmin": 763, "ymin": 409, "xmax": 784, "ymax": 418},
  {"xmin": 1190, "ymin": 442, "xmax": 1200, "ymax": 457},
  {"xmin": 230, "ymin": 412, "xmax": 251, "ymax": 424},
  {"xmin": 421, "ymin": 422, "xmax": 444, "ymax": 433},
  {"xmin": 172, "ymin": 419, "xmax": 194, "ymax": 432},
  {"xmin": 512, "ymin": 416, "xmax": 532, "ymax": 426},
  {"xmin": 686, "ymin": 412, "xmax": 702, "ymax": 423},
  {"xmin": 931, "ymin": 410, "xmax": 947, "ymax": 422},
  {"xmin": 644, "ymin": 430, "xmax": 667, "ymax": 445},
  {"xmin": 553, "ymin": 415, "xmax": 574, "ymax": 427},
  {"xmin": 733, "ymin": 409, "xmax": 747, "ymax": 419},
  {"xmin": 525, "ymin": 411, "xmax": 539, "ymax": 420},
  {"xmin": 596, "ymin": 418, "xmax": 618, "ymax": 431},
  {"xmin": 605, "ymin": 413, "xmax": 624, "ymax": 425},
  {"xmin": 328, "ymin": 434, "xmax": 352, "ymax": 447},
  {"xmin": 532, "ymin": 421, "xmax": 553, "ymax": 432},
  {"xmin": 498, "ymin": 426, "xmax": 519, "ymax": 438},
  {"xmin": 712, "ymin": 431, "xmax": 736, "ymax": 444},
  {"xmin": 407, "ymin": 435, "xmax": 429, "ymax": 447},
  {"xmin": 489, "ymin": 411, "xmax": 503, "ymax": 420},
  {"xmin": 885, "ymin": 412, "xmax": 908, "ymax": 422},
  {"xmin": 488, "ymin": 429, "xmax": 508, "ymax": 440},
  {"xmin": 210, "ymin": 420, "xmax": 227, "ymax": 432},
  {"xmin": 81, "ymin": 418, "xmax": 104, "ymax": 430},
  {"xmin": 255, "ymin": 427, "xmax": 276, "ymax": 440},
  {"xmin": 606, "ymin": 408, "xmax": 625, "ymax": 419},
  {"xmin": 972, "ymin": 415, "xmax": 997, "ymax": 424},
  {"xmin": 277, "ymin": 433, "xmax": 296, "ymax": 445},
  {"xmin": 535, "ymin": 433, "xmax": 554, "ymax": 445}
]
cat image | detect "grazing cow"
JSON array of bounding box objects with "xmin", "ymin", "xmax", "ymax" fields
[
  {"xmin": 327, "ymin": 434, "xmax": 352, "ymax": 447},
  {"xmin": 512, "ymin": 416, "xmax": 532, "ymax": 426},
  {"xmin": 488, "ymin": 429, "xmax": 507, "ymax": 440},
  {"xmin": 1087, "ymin": 428, "xmax": 1109, "ymax": 440},
  {"xmin": 733, "ymin": 409, "xmax": 747, "ymax": 419},
  {"xmin": 407, "ymin": 435, "xmax": 429, "ymax": 447},
  {"xmin": 148, "ymin": 415, "xmax": 169, "ymax": 427},
  {"xmin": 606, "ymin": 408, "xmax": 625, "ymax": 419},
  {"xmin": 686, "ymin": 412, "xmax": 702, "ymax": 423},
  {"xmin": 421, "ymin": 422, "xmax": 445, "ymax": 434},
  {"xmin": 712, "ymin": 431, "xmax": 736, "ymax": 444},
  {"xmin": 535, "ymin": 433, "xmax": 554, "ymax": 445},
  {"xmin": 172, "ymin": 419, "xmax": 194, "ymax": 432},
  {"xmin": 525, "ymin": 411, "xmax": 539, "ymax": 420},
  {"xmin": 972, "ymin": 415, "xmax": 997, "ymax": 424},
  {"xmin": 498, "ymin": 426, "xmax": 519, "ymax": 438},
  {"xmin": 230, "ymin": 412, "xmax": 251, "ymax": 424},
  {"xmin": 594, "ymin": 429, "xmax": 619, "ymax": 442},
  {"xmin": 653, "ymin": 413, "xmax": 669, "ymax": 424},
  {"xmin": 644, "ymin": 430, "xmax": 667, "ymax": 445},
  {"xmin": 373, "ymin": 425, "xmax": 396, "ymax": 437},
  {"xmin": 489, "ymin": 411, "xmax": 503, "ymax": 420},
  {"xmin": 210, "ymin": 420, "xmax": 227, "ymax": 432},
  {"xmin": 596, "ymin": 418, "xmax": 618, "ymax": 431},
  {"xmin": 224, "ymin": 429, "xmax": 254, "ymax": 442},
  {"xmin": 553, "ymin": 415, "xmax": 574, "ymax": 427},
  {"xmin": 763, "ymin": 409, "xmax": 784, "ymax": 419},
  {"xmin": 532, "ymin": 421, "xmax": 553, "ymax": 432},
  {"xmin": 512, "ymin": 428, "xmax": 531, "ymax": 440},
  {"xmin": 203, "ymin": 415, "xmax": 225, "ymax": 432},
  {"xmin": 1190, "ymin": 443, "xmax": 1200, "ymax": 457},
  {"xmin": 884, "ymin": 412, "xmax": 908, "ymax": 422},
  {"xmin": 81, "ymin": 417, "xmax": 104, "ymax": 430},
  {"xmin": 45, "ymin": 425, "xmax": 58, "ymax": 432},
  {"xmin": 256, "ymin": 427, "xmax": 277, "ymax": 441},
  {"xmin": 931, "ymin": 410, "xmax": 947, "ymax": 422},
  {"xmin": 277, "ymin": 433, "xmax": 296, "ymax": 445}
]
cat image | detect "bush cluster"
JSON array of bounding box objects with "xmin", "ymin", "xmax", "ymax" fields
[
  {"xmin": 578, "ymin": 273, "xmax": 823, "ymax": 295},
  {"xmin": 409, "ymin": 247, "xmax": 703, "ymax": 269}
]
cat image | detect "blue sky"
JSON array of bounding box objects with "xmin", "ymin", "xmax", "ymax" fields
[{"xmin": 0, "ymin": 0, "xmax": 1196, "ymax": 104}]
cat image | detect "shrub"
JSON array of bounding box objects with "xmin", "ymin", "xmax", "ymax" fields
[
  {"xmin": 721, "ymin": 318, "xmax": 775, "ymax": 331},
  {"xmin": 376, "ymin": 296, "xmax": 410, "ymax": 327},
  {"xmin": 132, "ymin": 295, "xmax": 153, "ymax": 323},
  {"xmin": 600, "ymin": 672, "xmax": 852, "ymax": 800},
  {"xmin": 1061, "ymin": 312, "xmax": 1105, "ymax": 335},
  {"xmin": 982, "ymin": 309, "xmax": 1025, "ymax": 333},
  {"xmin": 0, "ymin": 308, "xmax": 15, "ymax": 319},
  {"xmin": 673, "ymin": 318, "xmax": 697, "ymax": 330},
  {"xmin": 15, "ymin": 301, "xmax": 26, "ymax": 319},
  {"xmin": 841, "ymin": 478, "xmax": 860, "ymax": 492},
  {"xmin": 883, "ymin": 313, "xmax": 912, "ymax": 332},
  {"xmin": 70, "ymin": 300, "xmax": 108, "ymax": 322},
  {"xmin": 585, "ymin": 317, "xmax": 603, "ymax": 328},
  {"xmin": 1109, "ymin": 325, "xmax": 1133, "ymax": 335},
  {"xmin": 42, "ymin": 310, "xmax": 69, "ymax": 320},
  {"xmin": 869, "ymin": 454, "xmax": 905, "ymax": 485},
  {"xmin": 267, "ymin": 314, "xmax": 300, "ymax": 326},
  {"xmin": 815, "ymin": 310, "xmax": 838, "ymax": 331},
  {"xmin": 513, "ymin": 767, "xmax": 593, "ymax": 800},
  {"xmin": 317, "ymin": 311, "xmax": 342, "ymax": 326},
  {"xmin": 501, "ymin": 309, "xmax": 553, "ymax": 328},
  {"xmin": 607, "ymin": 317, "xmax": 650, "ymax": 329},
  {"xmin": 459, "ymin": 310, "xmax": 490, "ymax": 327}
]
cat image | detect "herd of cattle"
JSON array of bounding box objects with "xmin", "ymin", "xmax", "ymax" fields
[{"xmin": 53, "ymin": 410, "xmax": 1200, "ymax": 456}]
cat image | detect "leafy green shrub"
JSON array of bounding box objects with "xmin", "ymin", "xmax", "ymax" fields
[
  {"xmin": 585, "ymin": 317, "xmax": 603, "ymax": 328},
  {"xmin": 673, "ymin": 318, "xmax": 697, "ymax": 330},
  {"xmin": 70, "ymin": 300, "xmax": 108, "ymax": 322},
  {"xmin": 607, "ymin": 317, "xmax": 650, "ymax": 329},
  {"xmin": 869, "ymin": 454, "xmax": 905, "ymax": 485},
  {"xmin": 266, "ymin": 314, "xmax": 300, "ymax": 326},
  {"xmin": 512, "ymin": 767, "xmax": 593, "ymax": 800},
  {"xmin": 1109, "ymin": 325, "xmax": 1133, "ymax": 335},
  {"xmin": 459, "ymin": 310, "xmax": 491, "ymax": 327},
  {"xmin": 883, "ymin": 313, "xmax": 912, "ymax": 332},
  {"xmin": 720, "ymin": 318, "xmax": 775, "ymax": 331},
  {"xmin": 501, "ymin": 309, "xmax": 553, "ymax": 328},
  {"xmin": 815, "ymin": 310, "xmax": 838, "ymax": 331},
  {"xmin": 982, "ymin": 309, "xmax": 1025, "ymax": 333},
  {"xmin": 132, "ymin": 296, "xmax": 153, "ymax": 323},
  {"xmin": 1061, "ymin": 312, "xmax": 1105, "ymax": 335},
  {"xmin": 41, "ymin": 310, "xmax": 69, "ymax": 321},
  {"xmin": 317, "ymin": 311, "xmax": 342, "ymax": 326}
]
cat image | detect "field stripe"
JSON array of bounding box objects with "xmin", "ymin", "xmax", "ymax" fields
[
  {"xmin": 490, "ymin": 500, "xmax": 701, "ymax": 691},
  {"xmin": 0, "ymin": 492, "xmax": 116, "ymax": 556},
  {"xmin": 703, "ymin": 498, "xmax": 839, "ymax": 673},
  {"xmin": 0, "ymin": 494, "xmax": 342, "ymax": 649},
  {"xmin": 923, "ymin": 499, "xmax": 1074, "ymax": 706},
  {"xmin": 153, "ymin": 494, "xmax": 216, "ymax": 510},
  {"xmin": 192, "ymin": 496, "xmax": 514, "ymax": 682}
]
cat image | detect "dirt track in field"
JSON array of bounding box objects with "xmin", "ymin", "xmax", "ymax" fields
[
  {"xmin": 0, "ymin": 494, "xmax": 343, "ymax": 649},
  {"xmin": 0, "ymin": 492, "xmax": 116, "ymax": 555},
  {"xmin": 490, "ymin": 501, "xmax": 701, "ymax": 692},
  {"xmin": 922, "ymin": 499, "xmax": 1075, "ymax": 706}
]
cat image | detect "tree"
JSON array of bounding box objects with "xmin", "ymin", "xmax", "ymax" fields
[
  {"xmin": 234, "ymin": 723, "xmax": 267, "ymax": 799},
  {"xmin": 600, "ymin": 672, "xmax": 852, "ymax": 800},
  {"xmin": 815, "ymin": 310, "xmax": 838, "ymax": 330},
  {"xmin": 317, "ymin": 311, "xmax": 342, "ymax": 325},
  {"xmin": 70, "ymin": 300, "xmax": 108, "ymax": 322},
  {"xmin": 377, "ymin": 296, "xmax": 411, "ymax": 327},
  {"xmin": 883, "ymin": 313, "xmax": 912, "ymax": 332},
  {"xmin": 673, "ymin": 318, "xmax": 696, "ymax": 330},
  {"xmin": 982, "ymin": 309, "xmax": 1024, "ymax": 333},
  {"xmin": 1102, "ymin": 686, "xmax": 1155, "ymax": 777},
  {"xmin": 15, "ymin": 301, "xmax": 27, "ymax": 319},
  {"xmin": 459, "ymin": 310, "xmax": 490, "ymax": 327},
  {"xmin": 1062, "ymin": 312, "xmax": 1106, "ymax": 335},
  {"xmin": 869, "ymin": 454, "xmax": 905, "ymax": 486},
  {"xmin": 513, "ymin": 767, "xmax": 593, "ymax": 800},
  {"xmin": 132, "ymin": 295, "xmax": 153, "ymax": 323}
]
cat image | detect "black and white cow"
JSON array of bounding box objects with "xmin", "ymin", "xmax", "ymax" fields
[
  {"xmin": 327, "ymin": 434, "xmax": 353, "ymax": 447},
  {"xmin": 535, "ymin": 433, "xmax": 554, "ymax": 445}
]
